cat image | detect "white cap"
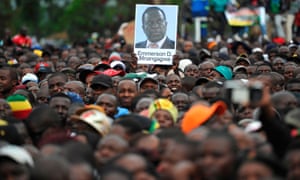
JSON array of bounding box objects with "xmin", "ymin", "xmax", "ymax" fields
[
  {"xmin": 0, "ymin": 145, "xmax": 34, "ymax": 167},
  {"xmin": 21, "ymin": 73, "xmax": 38, "ymax": 84},
  {"xmin": 110, "ymin": 60, "xmax": 126, "ymax": 71},
  {"xmin": 252, "ymin": 48, "xmax": 263, "ymax": 53},
  {"xmin": 178, "ymin": 59, "xmax": 192, "ymax": 72}
]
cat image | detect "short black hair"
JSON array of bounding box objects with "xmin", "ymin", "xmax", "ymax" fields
[
  {"xmin": 49, "ymin": 92, "xmax": 72, "ymax": 103},
  {"xmin": 142, "ymin": 6, "xmax": 166, "ymax": 24},
  {"xmin": 48, "ymin": 72, "xmax": 68, "ymax": 82}
]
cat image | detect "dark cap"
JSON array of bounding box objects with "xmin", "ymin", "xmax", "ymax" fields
[
  {"xmin": 90, "ymin": 74, "xmax": 113, "ymax": 89},
  {"xmin": 34, "ymin": 62, "xmax": 52, "ymax": 73}
]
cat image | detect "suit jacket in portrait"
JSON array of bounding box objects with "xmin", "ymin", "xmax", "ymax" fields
[{"xmin": 135, "ymin": 37, "xmax": 175, "ymax": 49}]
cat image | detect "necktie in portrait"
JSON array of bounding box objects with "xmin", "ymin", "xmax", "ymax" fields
[{"xmin": 149, "ymin": 43, "xmax": 159, "ymax": 48}]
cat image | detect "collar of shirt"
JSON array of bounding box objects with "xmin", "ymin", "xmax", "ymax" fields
[{"xmin": 146, "ymin": 36, "xmax": 167, "ymax": 49}]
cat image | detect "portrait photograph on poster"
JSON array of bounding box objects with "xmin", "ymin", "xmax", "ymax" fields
[{"xmin": 134, "ymin": 4, "xmax": 178, "ymax": 65}]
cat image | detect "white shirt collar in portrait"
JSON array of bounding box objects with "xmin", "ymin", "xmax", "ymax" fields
[{"xmin": 146, "ymin": 36, "xmax": 167, "ymax": 49}]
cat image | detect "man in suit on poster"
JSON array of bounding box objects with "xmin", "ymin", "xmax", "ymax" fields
[{"xmin": 135, "ymin": 6, "xmax": 175, "ymax": 49}]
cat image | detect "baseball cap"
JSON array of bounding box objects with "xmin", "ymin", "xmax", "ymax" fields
[
  {"xmin": 181, "ymin": 101, "xmax": 227, "ymax": 134},
  {"xmin": 90, "ymin": 74, "xmax": 113, "ymax": 89},
  {"xmin": 110, "ymin": 60, "xmax": 126, "ymax": 71},
  {"xmin": 34, "ymin": 62, "xmax": 52, "ymax": 73},
  {"xmin": 252, "ymin": 47, "xmax": 263, "ymax": 53},
  {"xmin": 139, "ymin": 77, "xmax": 159, "ymax": 88},
  {"xmin": 0, "ymin": 145, "xmax": 34, "ymax": 167},
  {"xmin": 21, "ymin": 73, "xmax": 38, "ymax": 84},
  {"xmin": 71, "ymin": 109, "xmax": 112, "ymax": 136},
  {"xmin": 235, "ymin": 56, "xmax": 251, "ymax": 66},
  {"xmin": 214, "ymin": 65, "xmax": 233, "ymax": 80}
]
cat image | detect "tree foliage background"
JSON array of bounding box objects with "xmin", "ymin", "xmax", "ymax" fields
[{"xmin": 0, "ymin": 0, "xmax": 183, "ymax": 42}]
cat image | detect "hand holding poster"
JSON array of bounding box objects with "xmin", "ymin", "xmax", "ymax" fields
[{"xmin": 134, "ymin": 4, "xmax": 178, "ymax": 65}]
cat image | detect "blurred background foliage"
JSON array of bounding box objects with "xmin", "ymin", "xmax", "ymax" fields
[{"xmin": 0, "ymin": 0, "xmax": 183, "ymax": 42}]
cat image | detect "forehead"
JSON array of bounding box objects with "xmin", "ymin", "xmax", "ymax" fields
[
  {"xmin": 118, "ymin": 80, "xmax": 136, "ymax": 88},
  {"xmin": 284, "ymin": 65, "xmax": 296, "ymax": 70},
  {"xmin": 141, "ymin": 80, "xmax": 157, "ymax": 86},
  {"xmin": 273, "ymin": 58, "xmax": 284, "ymax": 63},
  {"xmin": 48, "ymin": 76, "xmax": 66, "ymax": 83},
  {"xmin": 98, "ymin": 94, "xmax": 116, "ymax": 102},
  {"xmin": 144, "ymin": 8, "xmax": 164, "ymax": 20},
  {"xmin": 172, "ymin": 93, "xmax": 188, "ymax": 100},
  {"xmin": 50, "ymin": 96, "xmax": 71, "ymax": 104},
  {"xmin": 257, "ymin": 65, "xmax": 271, "ymax": 70},
  {"xmin": 167, "ymin": 75, "xmax": 180, "ymax": 81},
  {"xmin": 200, "ymin": 62, "xmax": 214, "ymax": 68},
  {"xmin": 185, "ymin": 64, "xmax": 198, "ymax": 70},
  {"xmin": 201, "ymin": 136, "xmax": 233, "ymax": 151},
  {"xmin": 0, "ymin": 69, "xmax": 10, "ymax": 75}
]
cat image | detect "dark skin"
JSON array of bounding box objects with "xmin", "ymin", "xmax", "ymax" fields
[
  {"xmin": 0, "ymin": 69, "xmax": 17, "ymax": 98},
  {"xmin": 96, "ymin": 94, "xmax": 118, "ymax": 118},
  {"xmin": 117, "ymin": 80, "xmax": 137, "ymax": 110}
]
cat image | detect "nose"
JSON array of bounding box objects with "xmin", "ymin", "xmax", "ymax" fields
[
  {"xmin": 57, "ymin": 106, "xmax": 64, "ymax": 113},
  {"xmin": 157, "ymin": 161, "xmax": 170, "ymax": 173},
  {"xmin": 202, "ymin": 155, "xmax": 214, "ymax": 167}
]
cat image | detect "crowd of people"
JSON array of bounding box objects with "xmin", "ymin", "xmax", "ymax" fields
[
  {"xmin": 1, "ymin": 3, "xmax": 300, "ymax": 180},
  {"xmin": 196, "ymin": 0, "xmax": 300, "ymax": 42}
]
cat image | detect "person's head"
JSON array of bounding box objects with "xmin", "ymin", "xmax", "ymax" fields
[
  {"xmin": 0, "ymin": 144, "xmax": 34, "ymax": 180},
  {"xmin": 142, "ymin": 7, "xmax": 167, "ymax": 43},
  {"xmin": 270, "ymin": 72, "xmax": 285, "ymax": 93},
  {"xmin": 0, "ymin": 98, "xmax": 12, "ymax": 120},
  {"xmin": 94, "ymin": 134, "xmax": 128, "ymax": 165},
  {"xmin": 90, "ymin": 74, "xmax": 113, "ymax": 103},
  {"xmin": 286, "ymin": 78, "xmax": 300, "ymax": 93},
  {"xmin": 271, "ymin": 91, "xmax": 298, "ymax": 116},
  {"xmin": 117, "ymin": 79, "xmax": 137, "ymax": 110},
  {"xmin": 198, "ymin": 61, "xmax": 215, "ymax": 78},
  {"xmin": 256, "ymin": 63, "xmax": 272, "ymax": 74},
  {"xmin": 138, "ymin": 78, "xmax": 159, "ymax": 94},
  {"xmin": 148, "ymin": 98, "xmax": 178, "ymax": 128},
  {"xmin": 47, "ymin": 72, "xmax": 68, "ymax": 96},
  {"xmin": 69, "ymin": 108, "xmax": 112, "ymax": 137},
  {"xmin": 284, "ymin": 64, "xmax": 297, "ymax": 81},
  {"xmin": 31, "ymin": 155, "xmax": 70, "ymax": 180},
  {"xmin": 184, "ymin": 64, "xmax": 199, "ymax": 78},
  {"xmin": 166, "ymin": 74, "xmax": 182, "ymax": 92},
  {"xmin": 171, "ymin": 92, "xmax": 189, "ymax": 112},
  {"xmin": 0, "ymin": 67, "xmax": 18, "ymax": 97},
  {"xmin": 195, "ymin": 130, "xmax": 238, "ymax": 180},
  {"xmin": 157, "ymin": 139, "xmax": 197, "ymax": 178},
  {"xmin": 112, "ymin": 153, "xmax": 157, "ymax": 180},
  {"xmin": 49, "ymin": 93, "xmax": 72, "ymax": 125},
  {"xmin": 111, "ymin": 115, "xmax": 144, "ymax": 140},
  {"xmin": 96, "ymin": 93, "xmax": 118, "ymax": 118},
  {"xmin": 210, "ymin": 65, "xmax": 233, "ymax": 81},
  {"xmin": 134, "ymin": 97, "xmax": 153, "ymax": 113},
  {"xmin": 55, "ymin": 61, "xmax": 66, "ymax": 72},
  {"xmin": 64, "ymin": 81, "xmax": 85, "ymax": 99},
  {"xmin": 26, "ymin": 105, "xmax": 62, "ymax": 146},
  {"xmin": 201, "ymin": 81, "xmax": 223, "ymax": 101},
  {"xmin": 237, "ymin": 154, "xmax": 286, "ymax": 180},
  {"xmin": 67, "ymin": 56, "xmax": 81, "ymax": 70},
  {"xmin": 271, "ymin": 56, "xmax": 286, "ymax": 74},
  {"xmin": 36, "ymin": 88, "xmax": 49, "ymax": 105}
]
